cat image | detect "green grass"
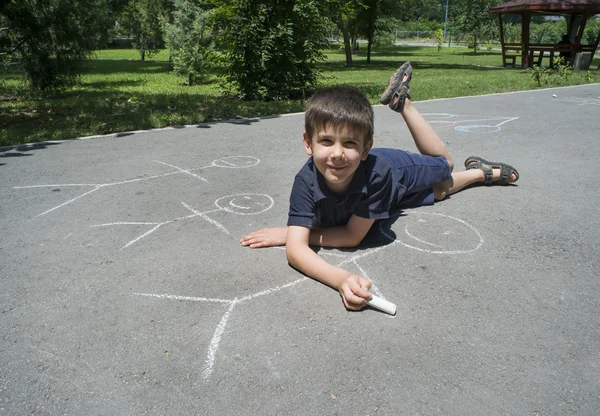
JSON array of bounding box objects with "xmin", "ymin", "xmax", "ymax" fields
[{"xmin": 1, "ymin": 45, "xmax": 598, "ymax": 146}]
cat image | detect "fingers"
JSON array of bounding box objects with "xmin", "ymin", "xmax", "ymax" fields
[{"xmin": 340, "ymin": 276, "xmax": 373, "ymax": 310}]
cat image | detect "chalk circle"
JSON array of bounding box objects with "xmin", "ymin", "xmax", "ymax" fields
[
  {"xmin": 215, "ymin": 193, "xmax": 274, "ymax": 215},
  {"xmin": 455, "ymin": 125, "xmax": 500, "ymax": 133},
  {"xmin": 428, "ymin": 120, "xmax": 457, "ymax": 128},
  {"xmin": 212, "ymin": 156, "xmax": 260, "ymax": 168},
  {"xmin": 422, "ymin": 113, "xmax": 456, "ymax": 120},
  {"xmin": 379, "ymin": 212, "xmax": 483, "ymax": 254}
]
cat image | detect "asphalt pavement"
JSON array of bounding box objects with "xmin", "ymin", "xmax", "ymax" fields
[{"xmin": 1, "ymin": 84, "xmax": 600, "ymax": 415}]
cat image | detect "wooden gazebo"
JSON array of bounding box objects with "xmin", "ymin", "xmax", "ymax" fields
[{"xmin": 489, "ymin": 0, "xmax": 600, "ymax": 69}]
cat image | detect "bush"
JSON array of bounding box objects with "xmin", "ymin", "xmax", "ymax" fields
[{"xmin": 217, "ymin": 0, "xmax": 327, "ymax": 101}]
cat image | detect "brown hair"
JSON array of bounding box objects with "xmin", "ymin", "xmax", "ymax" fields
[{"xmin": 304, "ymin": 86, "xmax": 374, "ymax": 145}]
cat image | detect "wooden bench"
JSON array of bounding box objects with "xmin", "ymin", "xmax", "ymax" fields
[{"xmin": 502, "ymin": 43, "xmax": 522, "ymax": 67}]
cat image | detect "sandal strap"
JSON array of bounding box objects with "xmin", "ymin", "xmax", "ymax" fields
[{"xmin": 467, "ymin": 160, "xmax": 493, "ymax": 184}]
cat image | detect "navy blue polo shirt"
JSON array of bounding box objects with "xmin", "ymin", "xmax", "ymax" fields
[{"xmin": 287, "ymin": 148, "xmax": 450, "ymax": 228}]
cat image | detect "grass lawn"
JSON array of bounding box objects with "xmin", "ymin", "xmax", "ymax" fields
[{"xmin": 1, "ymin": 45, "xmax": 598, "ymax": 146}]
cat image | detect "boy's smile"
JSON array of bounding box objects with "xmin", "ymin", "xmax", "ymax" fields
[{"xmin": 303, "ymin": 125, "xmax": 372, "ymax": 194}]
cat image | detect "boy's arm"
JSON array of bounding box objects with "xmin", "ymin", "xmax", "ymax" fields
[
  {"xmin": 241, "ymin": 215, "xmax": 375, "ymax": 248},
  {"xmin": 309, "ymin": 215, "xmax": 375, "ymax": 248},
  {"xmin": 286, "ymin": 225, "xmax": 373, "ymax": 310}
]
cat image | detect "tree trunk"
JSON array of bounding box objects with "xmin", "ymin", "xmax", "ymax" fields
[
  {"xmin": 473, "ymin": 35, "xmax": 477, "ymax": 53},
  {"xmin": 367, "ymin": 36, "xmax": 372, "ymax": 64},
  {"xmin": 342, "ymin": 29, "xmax": 353, "ymax": 68},
  {"xmin": 351, "ymin": 35, "xmax": 358, "ymax": 54},
  {"xmin": 141, "ymin": 50, "xmax": 146, "ymax": 61}
]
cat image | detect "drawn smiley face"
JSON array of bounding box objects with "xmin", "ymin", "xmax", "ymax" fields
[
  {"xmin": 215, "ymin": 193, "xmax": 274, "ymax": 215},
  {"xmin": 380, "ymin": 212, "xmax": 483, "ymax": 254}
]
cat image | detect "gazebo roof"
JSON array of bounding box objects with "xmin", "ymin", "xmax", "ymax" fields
[{"xmin": 489, "ymin": 0, "xmax": 600, "ymax": 14}]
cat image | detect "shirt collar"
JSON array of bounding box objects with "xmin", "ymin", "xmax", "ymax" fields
[{"xmin": 312, "ymin": 159, "xmax": 368, "ymax": 201}]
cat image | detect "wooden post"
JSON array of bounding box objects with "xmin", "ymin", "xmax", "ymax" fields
[
  {"xmin": 498, "ymin": 14, "xmax": 507, "ymax": 67},
  {"xmin": 522, "ymin": 12, "xmax": 531, "ymax": 68},
  {"xmin": 573, "ymin": 13, "xmax": 589, "ymax": 67}
]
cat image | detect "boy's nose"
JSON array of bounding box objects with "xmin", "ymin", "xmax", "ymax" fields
[{"xmin": 331, "ymin": 143, "xmax": 344, "ymax": 159}]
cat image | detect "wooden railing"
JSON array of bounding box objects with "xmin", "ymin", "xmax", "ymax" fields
[{"xmin": 502, "ymin": 43, "xmax": 594, "ymax": 68}]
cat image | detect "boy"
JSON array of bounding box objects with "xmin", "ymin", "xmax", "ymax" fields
[{"xmin": 241, "ymin": 62, "xmax": 518, "ymax": 311}]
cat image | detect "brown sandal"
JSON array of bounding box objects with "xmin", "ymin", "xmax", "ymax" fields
[
  {"xmin": 465, "ymin": 156, "xmax": 519, "ymax": 185},
  {"xmin": 380, "ymin": 61, "xmax": 412, "ymax": 113}
]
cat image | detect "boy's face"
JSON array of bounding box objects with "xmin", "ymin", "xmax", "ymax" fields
[{"xmin": 303, "ymin": 124, "xmax": 372, "ymax": 194}]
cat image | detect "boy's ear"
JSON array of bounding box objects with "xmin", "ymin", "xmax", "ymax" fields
[
  {"xmin": 302, "ymin": 132, "xmax": 313, "ymax": 156},
  {"xmin": 361, "ymin": 139, "xmax": 373, "ymax": 160}
]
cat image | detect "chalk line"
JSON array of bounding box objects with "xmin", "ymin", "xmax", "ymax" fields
[
  {"xmin": 202, "ymin": 300, "xmax": 238, "ymax": 379},
  {"xmin": 35, "ymin": 186, "xmax": 102, "ymax": 217},
  {"xmin": 131, "ymin": 292, "xmax": 232, "ymax": 304},
  {"xmin": 153, "ymin": 160, "xmax": 208, "ymax": 182},
  {"xmin": 181, "ymin": 202, "xmax": 230, "ymax": 235}
]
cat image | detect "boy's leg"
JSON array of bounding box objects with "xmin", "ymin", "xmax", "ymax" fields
[
  {"xmin": 401, "ymin": 98, "xmax": 454, "ymax": 171},
  {"xmin": 433, "ymin": 167, "xmax": 518, "ymax": 200}
]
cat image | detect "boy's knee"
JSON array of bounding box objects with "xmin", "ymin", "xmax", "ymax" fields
[
  {"xmin": 433, "ymin": 178, "xmax": 452, "ymax": 201},
  {"xmin": 433, "ymin": 185, "xmax": 447, "ymax": 201}
]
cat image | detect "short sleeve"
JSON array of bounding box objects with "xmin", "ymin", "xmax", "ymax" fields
[
  {"xmin": 353, "ymin": 170, "xmax": 395, "ymax": 220},
  {"xmin": 287, "ymin": 175, "xmax": 315, "ymax": 228}
]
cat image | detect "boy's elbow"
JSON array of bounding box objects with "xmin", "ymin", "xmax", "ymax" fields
[{"xmin": 285, "ymin": 244, "xmax": 301, "ymax": 268}]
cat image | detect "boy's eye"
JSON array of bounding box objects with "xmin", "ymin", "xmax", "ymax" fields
[
  {"xmin": 320, "ymin": 139, "xmax": 333, "ymax": 145},
  {"xmin": 345, "ymin": 141, "xmax": 358, "ymax": 148}
]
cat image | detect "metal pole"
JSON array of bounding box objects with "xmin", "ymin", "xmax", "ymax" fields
[{"xmin": 444, "ymin": 0, "xmax": 449, "ymax": 40}]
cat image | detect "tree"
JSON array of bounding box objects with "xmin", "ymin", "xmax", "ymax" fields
[
  {"xmin": 450, "ymin": 0, "xmax": 501, "ymax": 52},
  {"xmin": 1, "ymin": 0, "xmax": 110, "ymax": 90},
  {"xmin": 215, "ymin": 0, "xmax": 328, "ymax": 100},
  {"xmin": 164, "ymin": 0, "xmax": 213, "ymax": 86},
  {"xmin": 117, "ymin": 0, "xmax": 171, "ymax": 61},
  {"xmin": 325, "ymin": 0, "xmax": 365, "ymax": 68}
]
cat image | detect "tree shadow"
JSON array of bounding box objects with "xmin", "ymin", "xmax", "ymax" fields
[
  {"xmin": 0, "ymin": 142, "xmax": 62, "ymax": 165},
  {"xmin": 81, "ymin": 59, "xmax": 169, "ymax": 75}
]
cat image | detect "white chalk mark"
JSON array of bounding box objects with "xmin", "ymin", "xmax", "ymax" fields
[
  {"xmin": 92, "ymin": 221, "xmax": 159, "ymax": 227},
  {"xmin": 202, "ymin": 300, "xmax": 238, "ymax": 379},
  {"xmin": 36, "ymin": 186, "xmax": 102, "ymax": 217},
  {"xmin": 218, "ymin": 159, "xmax": 236, "ymax": 167},
  {"xmin": 14, "ymin": 155, "xmax": 260, "ymax": 217},
  {"xmin": 212, "ymin": 156, "xmax": 260, "ymax": 169},
  {"xmin": 353, "ymin": 260, "xmax": 383, "ymax": 298},
  {"xmin": 404, "ymin": 224, "xmax": 443, "ymax": 248},
  {"xmin": 215, "ymin": 193, "xmax": 274, "ymax": 215},
  {"xmin": 380, "ymin": 212, "xmax": 484, "ymax": 254},
  {"xmin": 130, "ymin": 292, "xmax": 232, "ymax": 304},
  {"xmin": 123, "ymin": 223, "xmax": 164, "ymax": 249},
  {"xmin": 240, "ymin": 277, "xmax": 307, "ymax": 301},
  {"xmin": 181, "ymin": 202, "xmax": 230, "ymax": 235},
  {"xmin": 153, "ymin": 160, "xmax": 208, "ymax": 182}
]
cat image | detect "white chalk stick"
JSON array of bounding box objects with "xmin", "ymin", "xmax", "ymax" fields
[{"xmin": 368, "ymin": 295, "xmax": 397, "ymax": 316}]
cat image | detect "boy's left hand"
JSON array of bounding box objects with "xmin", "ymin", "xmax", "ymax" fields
[{"xmin": 241, "ymin": 227, "xmax": 287, "ymax": 248}]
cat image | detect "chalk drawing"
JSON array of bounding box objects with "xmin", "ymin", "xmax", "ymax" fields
[
  {"xmin": 422, "ymin": 113, "xmax": 519, "ymax": 133},
  {"xmin": 380, "ymin": 211, "xmax": 483, "ymax": 254},
  {"xmin": 127, "ymin": 208, "xmax": 484, "ymax": 380},
  {"xmin": 92, "ymin": 194, "xmax": 274, "ymax": 249},
  {"xmin": 13, "ymin": 150, "xmax": 485, "ymax": 382},
  {"xmin": 561, "ymin": 96, "xmax": 600, "ymax": 106},
  {"xmin": 13, "ymin": 156, "xmax": 260, "ymax": 217}
]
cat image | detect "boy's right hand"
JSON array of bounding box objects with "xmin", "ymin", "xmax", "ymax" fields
[
  {"xmin": 338, "ymin": 274, "xmax": 373, "ymax": 311},
  {"xmin": 241, "ymin": 227, "xmax": 287, "ymax": 248}
]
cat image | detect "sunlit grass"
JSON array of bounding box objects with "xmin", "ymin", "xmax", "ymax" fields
[{"xmin": 1, "ymin": 45, "xmax": 598, "ymax": 146}]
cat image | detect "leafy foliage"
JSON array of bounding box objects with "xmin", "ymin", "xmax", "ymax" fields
[
  {"xmin": 0, "ymin": 0, "xmax": 109, "ymax": 90},
  {"xmin": 216, "ymin": 0, "xmax": 328, "ymax": 100},
  {"xmin": 164, "ymin": 0, "xmax": 213, "ymax": 86},
  {"xmin": 450, "ymin": 0, "xmax": 500, "ymax": 53},
  {"xmin": 117, "ymin": 0, "xmax": 171, "ymax": 61}
]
